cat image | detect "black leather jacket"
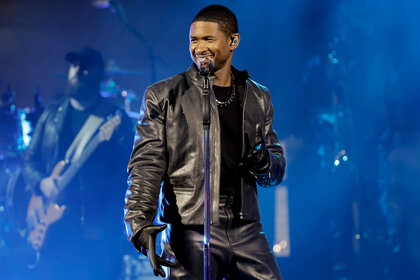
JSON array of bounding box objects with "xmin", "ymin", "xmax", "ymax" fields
[{"xmin": 124, "ymin": 64, "xmax": 286, "ymax": 240}]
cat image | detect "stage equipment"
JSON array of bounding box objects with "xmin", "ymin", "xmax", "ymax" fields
[
  {"xmin": 0, "ymin": 155, "xmax": 33, "ymax": 270},
  {"xmin": 273, "ymin": 185, "xmax": 291, "ymax": 257},
  {"xmin": 100, "ymin": 60, "xmax": 141, "ymax": 113},
  {"xmin": 198, "ymin": 56, "xmax": 214, "ymax": 280},
  {"xmin": 0, "ymin": 85, "xmax": 40, "ymax": 253},
  {"xmin": 0, "ymin": 86, "xmax": 19, "ymax": 156},
  {"xmin": 100, "ymin": 80, "xmax": 137, "ymax": 111},
  {"xmin": 105, "ymin": 59, "xmax": 142, "ymax": 77},
  {"xmin": 92, "ymin": 0, "xmax": 157, "ymax": 83},
  {"xmin": 92, "ymin": 0, "xmax": 111, "ymax": 9}
]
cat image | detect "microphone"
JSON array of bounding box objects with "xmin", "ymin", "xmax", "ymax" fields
[{"xmin": 197, "ymin": 57, "xmax": 215, "ymax": 76}]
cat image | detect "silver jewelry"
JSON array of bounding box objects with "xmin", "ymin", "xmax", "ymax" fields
[{"xmin": 215, "ymin": 72, "xmax": 235, "ymax": 108}]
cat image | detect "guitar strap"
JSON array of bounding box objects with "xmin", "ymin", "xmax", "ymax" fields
[{"xmin": 64, "ymin": 114, "xmax": 104, "ymax": 165}]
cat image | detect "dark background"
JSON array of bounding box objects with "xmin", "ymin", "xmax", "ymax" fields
[{"xmin": 1, "ymin": 0, "xmax": 419, "ymax": 279}]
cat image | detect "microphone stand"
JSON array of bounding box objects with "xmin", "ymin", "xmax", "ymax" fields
[{"xmin": 201, "ymin": 71, "xmax": 211, "ymax": 280}]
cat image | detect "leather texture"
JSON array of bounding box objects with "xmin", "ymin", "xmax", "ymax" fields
[
  {"xmin": 133, "ymin": 224, "xmax": 175, "ymax": 277},
  {"xmin": 124, "ymin": 64, "xmax": 286, "ymax": 240},
  {"xmin": 160, "ymin": 194, "xmax": 283, "ymax": 279}
]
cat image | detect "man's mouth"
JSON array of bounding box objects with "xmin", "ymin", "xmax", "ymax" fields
[
  {"xmin": 197, "ymin": 56, "xmax": 213, "ymax": 61},
  {"xmin": 196, "ymin": 55, "xmax": 213, "ymax": 59},
  {"xmin": 195, "ymin": 55, "xmax": 214, "ymax": 67},
  {"xmin": 195, "ymin": 51, "xmax": 214, "ymax": 58}
]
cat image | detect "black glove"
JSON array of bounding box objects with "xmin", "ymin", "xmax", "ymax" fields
[
  {"xmin": 244, "ymin": 123, "xmax": 271, "ymax": 174},
  {"xmin": 133, "ymin": 224, "xmax": 175, "ymax": 277}
]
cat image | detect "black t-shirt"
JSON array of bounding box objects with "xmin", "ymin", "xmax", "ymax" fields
[
  {"xmin": 213, "ymin": 84, "xmax": 242, "ymax": 195},
  {"xmin": 70, "ymin": 105, "xmax": 92, "ymax": 138}
]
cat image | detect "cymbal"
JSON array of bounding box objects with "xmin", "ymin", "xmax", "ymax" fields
[
  {"xmin": 100, "ymin": 80, "xmax": 137, "ymax": 100},
  {"xmin": 100, "ymin": 88, "xmax": 136, "ymax": 100},
  {"xmin": 105, "ymin": 60, "xmax": 142, "ymax": 76}
]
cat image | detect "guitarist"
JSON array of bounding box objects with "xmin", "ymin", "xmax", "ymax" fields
[{"xmin": 21, "ymin": 47, "xmax": 133, "ymax": 280}]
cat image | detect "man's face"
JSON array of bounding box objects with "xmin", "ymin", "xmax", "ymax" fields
[
  {"xmin": 65, "ymin": 64, "xmax": 98, "ymax": 100},
  {"xmin": 189, "ymin": 21, "xmax": 232, "ymax": 72}
]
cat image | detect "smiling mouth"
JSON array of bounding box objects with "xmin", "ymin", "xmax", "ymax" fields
[
  {"xmin": 195, "ymin": 54, "xmax": 214, "ymax": 59},
  {"xmin": 197, "ymin": 56, "xmax": 214, "ymax": 62}
]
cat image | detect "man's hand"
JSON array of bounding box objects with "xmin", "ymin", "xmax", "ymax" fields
[
  {"xmin": 133, "ymin": 224, "xmax": 176, "ymax": 277},
  {"xmin": 40, "ymin": 176, "xmax": 59, "ymax": 199},
  {"xmin": 244, "ymin": 123, "xmax": 271, "ymax": 174}
]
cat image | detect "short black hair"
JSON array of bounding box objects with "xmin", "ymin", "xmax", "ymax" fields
[{"xmin": 192, "ymin": 5, "xmax": 239, "ymax": 37}]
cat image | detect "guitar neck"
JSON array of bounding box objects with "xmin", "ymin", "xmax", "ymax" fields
[{"xmin": 56, "ymin": 134, "xmax": 102, "ymax": 192}]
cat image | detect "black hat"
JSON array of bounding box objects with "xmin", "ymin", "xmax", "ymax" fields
[{"xmin": 65, "ymin": 47, "xmax": 105, "ymax": 76}]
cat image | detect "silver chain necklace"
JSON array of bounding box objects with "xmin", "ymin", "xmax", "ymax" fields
[{"xmin": 215, "ymin": 72, "xmax": 235, "ymax": 108}]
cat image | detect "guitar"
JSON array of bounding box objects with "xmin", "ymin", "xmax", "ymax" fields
[{"xmin": 26, "ymin": 113, "xmax": 121, "ymax": 251}]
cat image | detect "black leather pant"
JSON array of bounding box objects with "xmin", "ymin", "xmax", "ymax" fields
[{"xmin": 161, "ymin": 194, "xmax": 283, "ymax": 280}]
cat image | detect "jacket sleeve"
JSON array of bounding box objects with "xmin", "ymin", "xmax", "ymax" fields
[
  {"xmin": 255, "ymin": 88, "xmax": 286, "ymax": 187},
  {"xmin": 124, "ymin": 87, "xmax": 167, "ymax": 241},
  {"xmin": 21, "ymin": 109, "xmax": 49, "ymax": 195}
]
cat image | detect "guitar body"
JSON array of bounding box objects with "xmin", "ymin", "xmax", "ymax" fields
[
  {"xmin": 26, "ymin": 195, "xmax": 65, "ymax": 250},
  {"xmin": 26, "ymin": 160, "xmax": 66, "ymax": 250}
]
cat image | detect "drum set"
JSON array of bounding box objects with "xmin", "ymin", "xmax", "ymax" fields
[
  {"xmin": 0, "ymin": 89, "xmax": 34, "ymax": 254},
  {"xmin": 0, "ymin": 61, "xmax": 141, "ymax": 253}
]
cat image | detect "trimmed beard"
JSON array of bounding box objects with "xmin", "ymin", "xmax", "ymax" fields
[{"xmin": 65, "ymin": 81, "xmax": 98, "ymax": 102}]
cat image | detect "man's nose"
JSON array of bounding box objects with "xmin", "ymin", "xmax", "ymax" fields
[{"xmin": 195, "ymin": 41, "xmax": 209, "ymax": 54}]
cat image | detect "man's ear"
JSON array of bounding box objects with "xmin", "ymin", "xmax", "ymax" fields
[{"xmin": 229, "ymin": 33, "xmax": 240, "ymax": 51}]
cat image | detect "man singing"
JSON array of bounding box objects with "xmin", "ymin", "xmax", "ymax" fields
[{"xmin": 124, "ymin": 5, "xmax": 286, "ymax": 279}]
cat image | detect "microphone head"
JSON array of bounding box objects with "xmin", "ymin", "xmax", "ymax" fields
[{"xmin": 197, "ymin": 57, "xmax": 214, "ymax": 75}]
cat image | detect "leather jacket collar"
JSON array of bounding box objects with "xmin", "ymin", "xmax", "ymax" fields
[{"xmin": 185, "ymin": 63, "xmax": 250, "ymax": 86}]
